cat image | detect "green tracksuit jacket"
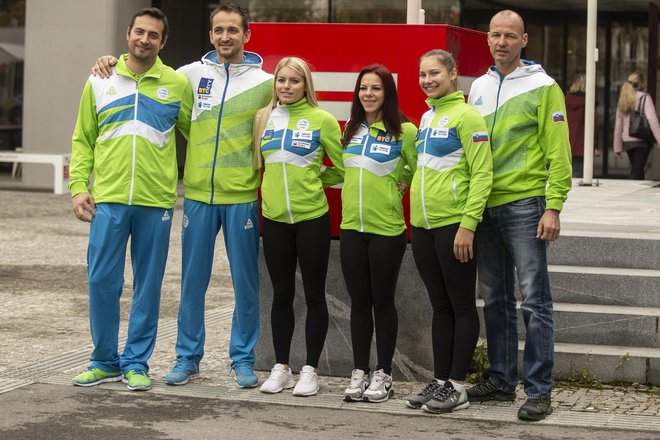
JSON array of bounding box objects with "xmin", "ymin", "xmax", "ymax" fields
[
  {"xmin": 70, "ymin": 54, "xmax": 192, "ymax": 208},
  {"xmin": 410, "ymin": 91, "xmax": 493, "ymax": 231}
]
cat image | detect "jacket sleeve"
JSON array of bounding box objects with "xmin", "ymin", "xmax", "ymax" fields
[
  {"xmin": 176, "ymin": 80, "xmax": 193, "ymax": 140},
  {"xmin": 319, "ymin": 113, "xmax": 345, "ymax": 188},
  {"xmin": 537, "ymin": 83, "xmax": 573, "ymax": 212},
  {"xmin": 400, "ymin": 122, "xmax": 418, "ymax": 185},
  {"xmin": 457, "ymin": 109, "xmax": 493, "ymax": 231},
  {"xmin": 643, "ymin": 93, "xmax": 660, "ymax": 144},
  {"xmin": 69, "ymin": 80, "xmax": 98, "ymax": 196}
]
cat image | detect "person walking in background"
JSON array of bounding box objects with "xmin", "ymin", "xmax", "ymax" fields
[
  {"xmin": 614, "ymin": 71, "xmax": 660, "ymax": 179},
  {"xmin": 466, "ymin": 10, "xmax": 572, "ymax": 421},
  {"xmin": 255, "ymin": 57, "xmax": 344, "ymax": 397},
  {"xmin": 92, "ymin": 3, "xmax": 273, "ymax": 389},
  {"xmin": 566, "ymin": 73, "xmax": 600, "ymax": 178},
  {"xmin": 70, "ymin": 7, "xmax": 192, "ymax": 392},
  {"xmin": 336, "ymin": 65, "xmax": 417, "ymax": 403},
  {"xmin": 404, "ymin": 49, "xmax": 492, "ymax": 414}
]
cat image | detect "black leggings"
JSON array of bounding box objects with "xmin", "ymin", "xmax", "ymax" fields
[
  {"xmin": 411, "ymin": 224, "xmax": 479, "ymax": 381},
  {"xmin": 262, "ymin": 213, "xmax": 330, "ymax": 368},
  {"xmin": 340, "ymin": 229, "xmax": 407, "ymax": 375}
]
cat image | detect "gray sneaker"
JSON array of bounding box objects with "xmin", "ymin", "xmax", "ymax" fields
[
  {"xmin": 422, "ymin": 382, "xmax": 470, "ymax": 414},
  {"xmin": 405, "ymin": 380, "xmax": 442, "ymax": 409},
  {"xmin": 362, "ymin": 369, "xmax": 393, "ymax": 403},
  {"xmin": 343, "ymin": 369, "xmax": 370, "ymax": 402}
]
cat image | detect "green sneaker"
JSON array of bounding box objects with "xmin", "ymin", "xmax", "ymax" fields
[
  {"xmin": 122, "ymin": 370, "xmax": 152, "ymax": 391},
  {"xmin": 518, "ymin": 397, "xmax": 553, "ymax": 421},
  {"xmin": 73, "ymin": 367, "xmax": 122, "ymax": 387}
]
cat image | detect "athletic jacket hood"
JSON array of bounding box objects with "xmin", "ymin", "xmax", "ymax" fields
[
  {"xmin": 468, "ymin": 61, "xmax": 572, "ymax": 211},
  {"xmin": 178, "ymin": 50, "xmax": 273, "ymax": 205}
]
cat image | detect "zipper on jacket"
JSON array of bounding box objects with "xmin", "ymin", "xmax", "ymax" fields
[
  {"xmin": 489, "ymin": 72, "xmax": 504, "ymax": 142},
  {"xmin": 358, "ymin": 125, "xmax": 369, "ymax": 232},
  {"xmin": 451, "ymin": 175, "xmax": 457, "ymax": 206},
  {"xmin": 210, "ymin": 64, "xmax": 231, "ymax": 204},
  {"xmin": 280, "ymin": 108, "xmax": 294, "ymax": 223},
  {"xmin": 128, "ymin": 79, "xmax": 141, "ymax": 205},
  {"xmin": 421, "ymin": 112, "xmax": 433, "ymax": 229}
]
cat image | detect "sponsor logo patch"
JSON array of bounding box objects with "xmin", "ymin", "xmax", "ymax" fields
[
  {"xmin": 430, "ymin": 128, "xmax": 449, "ymax": 139},
  {"xmin": 106, "ymin": 86, "xmax": 117, "ymax": 96},
  {"xmin": 552, "ymin": 112, "xmax": 565, "ymax": 123},
  {"xmin": 292, "ymin": 140, "xmax": 311, "ymax": 149},
  {"xmin": 244, "ymin": 218, "xmax": 253, "ymax": 230},
  {"xmin": 472, "ymin": 131, "xmax": 489, "ymax": 143},
  {"xmin": 197, "ymin": 78, "xmax": 214, "ymax": 95},
  {"xmin": 293, "ymin": 130, "xmax": 313, "ymax": 140},
  {"xmin": 474, "ymin": 96, "xmax": 484, "ymax": 106},
  {"xmin": 437, "ymin": 116, "xmax": 450, "ymax": 127},
  {"xmin": 376, "ymin": 133, "xmax": 393, "ymax": 143},
  {"xmin": 350, "ymin": 136, "xmax": 364, "ymax": 144},
  {"xmin": 183, "ymin": 214, "xmax": 189, "ymax": 228},
  {"xmin": 262, "ymin": 129, "xmax": 274, "ymax": 141},
  {"xmin": 296, "ymin": 119, "xmax": 310, "ymax": 130},
  {"xmin": 157, "ymin": 88, "xmax": 169, "ymax": 99},
  {"xmin": 162, "ymin": 210, "xmax": 171, "ymax": 222},
  {"xmin": 370, "ymin": 143, "xmax": 391, "ymax": 155}
]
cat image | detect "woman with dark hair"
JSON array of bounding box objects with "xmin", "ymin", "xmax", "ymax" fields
[
  {"xmin": 335, "ymin": 64, "xmax": 417, "ymax": 403},
  {"xmin": 405, "ymin": 49, "xmax": 492, "ymax": 414},
  {"xmin": 614, "ymin": 71, "xmax": 660, "ymax": 179}
]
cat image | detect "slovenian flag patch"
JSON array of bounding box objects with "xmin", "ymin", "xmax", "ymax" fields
[
  {"xmin": 472, "ymin": 131, "xmax": 489, "ymax": 143},
  {"xmin": 552, "ymin": 112, "xmax": 565, "ymax": 123}
]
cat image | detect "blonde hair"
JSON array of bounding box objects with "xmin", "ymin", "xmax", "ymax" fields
[
  {"xmin": 252, "ymin": 57, "xmax": 319, "ymax": 168},
  {"xmin": 569, "ymin": 73, "xmax": 586, "ymax": 94},
  {"xmin": 617, "ymin": 71, "xmax": 645, "ymax": 114}
]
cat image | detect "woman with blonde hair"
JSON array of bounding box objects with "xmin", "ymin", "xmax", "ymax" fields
[
  {"xmin": 614, "ymin": 71, "xmax": 660, "ymax": 179},
  {"xmin": 254, "ymin": 57, "xmax": 344, "ymax": 397}
]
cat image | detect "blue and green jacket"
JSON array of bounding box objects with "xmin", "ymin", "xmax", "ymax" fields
[
  {"xmin": 411, "ymin": 91, "xmax": 493, "ymax": 231},
  {"xmin": 70, "ymin": 54, "xmax": 192, "ymax": 208},
  {"xmin": 339, "ymin": 121, "xmax": 417, "ymax": 236},
  {"xmin": 259, "ymin": 98, "xmax": 344, "ymax": 223}
]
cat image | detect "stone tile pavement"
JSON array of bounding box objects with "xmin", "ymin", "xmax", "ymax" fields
[{"xmin": 0, "ymin": 185, "xmax": 657, "ymax": 432}]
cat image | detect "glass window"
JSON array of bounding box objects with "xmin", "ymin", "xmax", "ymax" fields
[{"xmin": 0, "ymin": 0, "xmax": 24, "ymax": 161}]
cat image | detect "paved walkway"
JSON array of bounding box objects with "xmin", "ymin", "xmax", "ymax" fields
[{"xmin": 0, "ymin": 179, "xmax": 658, "ymax": 434}]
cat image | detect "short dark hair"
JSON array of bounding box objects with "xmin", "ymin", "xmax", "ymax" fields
[
  {"xmin": 129, "ymin": 7, "xmax": 169, "ymax": 42},
  {"xmin": 210, "ymin": 3, "xmax": 250, "ymax": 32},
  {"xmin": 342, "ymin": 64, "xmax": 408, "ymax": 148}
]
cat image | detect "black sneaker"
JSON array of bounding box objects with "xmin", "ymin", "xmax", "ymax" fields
[
  {"xmin": 466, "ymin": 377, "xmax": 516, "ymax": 402},
  {"xmin": 517, "ymin": 398, "xmax": 553, "ymax": 421}
]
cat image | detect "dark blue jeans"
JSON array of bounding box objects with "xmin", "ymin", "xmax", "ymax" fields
[{"xmin": 477, "ymin": 197, "xmax": 554, "ymax": 399}]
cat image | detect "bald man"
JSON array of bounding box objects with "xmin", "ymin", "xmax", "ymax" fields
[{"xmin": 466, "ymin": 10, "xmax": 572, "ymax": 421}]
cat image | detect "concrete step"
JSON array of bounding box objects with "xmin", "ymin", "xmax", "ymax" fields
[
  {"xmin": 540, "ymin": 341, "xmax": 659, "ymax": 385},
  {"xmin": 548, "ymin": 235, "xmax": 660, "ymax": 270},
  {"xmin": 545, "ymin": 265, "xmax": 660, "ymax": 308},
  {"xmin": 476, "ymin": 300, "xmax": 660, "ymax": 348},
  {"xmin": 478, "ymin": 338, "xmax": 660, "ymax": 384}
]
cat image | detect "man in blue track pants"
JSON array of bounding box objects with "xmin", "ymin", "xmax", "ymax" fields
[{"xmin": 70, "ymin": 7, "xmax": 192, "ymax": 391}]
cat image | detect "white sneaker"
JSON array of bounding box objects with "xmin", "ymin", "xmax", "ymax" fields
[
  {"xmin": 343, "ymin": 369, "xmax": 370, "ymax": 402},
  {"xmin": 259, "ymin": 363, "xmax": 295, "ymax": 394},
  {"xmin": 292, "ymin": 365, "xmax": 318, "ymax": 397},
  {"xmin": 363, "ymin": 369, "xmax": 393, "ymax": 403}
]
